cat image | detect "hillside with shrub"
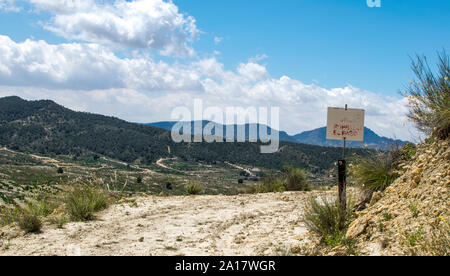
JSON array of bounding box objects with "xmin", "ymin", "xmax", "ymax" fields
[
  {"xmin": 343, "ymin": 139, "xmax": 449, "ymax": 255},
  {"xmin": 295, "ymin": 52, "xmax": 449, "ymax": 256},
  {"xmin": 0, "ymin": 96, "xmax": 369, "ymax": 175},
  {"xmin": 341, "ymin": 53, "xmax": 449, "ymax": 256}
]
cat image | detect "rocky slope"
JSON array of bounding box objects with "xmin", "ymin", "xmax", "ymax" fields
[{"xmin": 345, "ymin": 139, "xmax": 449, "ymax": 256}]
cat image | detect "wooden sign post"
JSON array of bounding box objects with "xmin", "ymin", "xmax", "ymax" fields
[{"xmin": 326, "ymin": 105, "xmax": 365, "ymax": 226}]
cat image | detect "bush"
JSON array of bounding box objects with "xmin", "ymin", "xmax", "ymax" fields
[
  {"xmin": 18, "ymin": 213, "xmax": 42, "ymax": 233},
  {"xmin": 284, "ymin": 166, "xmax": 310, "ymax": 191},
  {"xmin": 246, "ymin": 166, "xmax": 310, "ymax": 194},
  {"xmin": 185, "ymin": 182, "xmax": 203, "ymax": 195},
  {"xmin": 163, "ymin": 178, "xmax": 176, "ymax": 190},
  {"xmin": 349, "ymin": 151, "xmax": 399, "ymax": 194},
  {"xmin": 24, "ymin": 198, "xmax": 59, "ymax": 218},
  {"xmin": 136, "ymin": 175, "xmax": 143, "ymax": 184},
  {"xmin": 57, "ymin": 167, "xmax": 64, "ymax": 174},
  {"xmin": 400, "ymin": 144, "xmax": 417, "ymax": 161},
  {"xmin": 0, "ymin": 196, "xmax": 60, "ymax": 230},
  {"xmin": 403, "ymin": 51, "xmax": 450, "ymax": 140},
  {"xmin": 255, "ymin": 175, "xmax": 285, "ymax": 193},
  {"xmin": 304, "ymin": 196, "xmax": 353, "ymax": 247},
  {"xmin": 0, "ymin": 207, "xmax": 21, "ymax": 227},
  {"xmin": 65, "ymin": 185, "xmax": 109, "ymax": 221},
  {"xmin": 49, "ymin": 215, "xmax": 69, "ymax": 229}
]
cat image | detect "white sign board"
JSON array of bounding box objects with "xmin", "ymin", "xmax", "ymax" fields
[{"xmin": 326, "ymin": 107, "xmax": 365, "ymax": 141}]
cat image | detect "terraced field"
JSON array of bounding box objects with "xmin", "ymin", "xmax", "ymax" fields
[{"xmin": 0, "ymin": 148, "xmax": 272, "ymax": 207}]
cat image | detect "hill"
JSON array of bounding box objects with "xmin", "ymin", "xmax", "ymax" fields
[
  {"xmin": 147, "ymin": 121, "xmax": 408, "ymax": 150},
  {"xmin": 0, "ymin": 96, "xmax": 369, "ymax": 175},
  {"xmin": 343, "ymin": 139, "xmax": 449, "ymax": 255}
]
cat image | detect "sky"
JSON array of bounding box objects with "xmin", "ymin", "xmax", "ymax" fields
[{"xmin": 0, "ymin": 0, "xmax": 449, "ymax": 142}]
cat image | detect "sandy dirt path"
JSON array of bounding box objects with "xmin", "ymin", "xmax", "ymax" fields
[
  {"xmin": 0, "ymin": 191, "xmax": 331, "ymax": 256},
  {"xmin": 101, "ymin": 157, "xmax": 156, "ymax": 175},
  {"xmin": 156, "ymin": 158, "xmax": 181, "ymax": 172},
  {"xmin": 224, "ymin": 162, "xmax": 255, "ymax": 177}
]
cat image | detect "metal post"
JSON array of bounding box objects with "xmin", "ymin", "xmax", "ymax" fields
[
  {"xmin": 338, "ymin": 104, "xmax": 348, "ymax": 227},
  {"xmin": 342, "ymin": 137, "xmax": 346, "ymax": 160},
  {"xmin": 338, "ymin": 159, "xmax": 347, "ymax": 226}
]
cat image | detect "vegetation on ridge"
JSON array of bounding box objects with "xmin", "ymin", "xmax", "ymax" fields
[{"xmin": 403, "ymin": 51, "xmax": 450, "ymax": 140}]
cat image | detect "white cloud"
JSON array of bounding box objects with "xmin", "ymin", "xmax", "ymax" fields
[
  {"xmin": 237, "ymin": 62, "xmax": 269, "ymax": 82},
  {"xmin": 29, "ymin": 0, "xmax": 94, "ymax": 13},
  {"xmin": 0, "ymin": 35, "xmax": 202, "ymax": 91},
  {"xmin": 214, "ymin": 36, "xmax": 223, "ymax": 45},
  {"xmin": 27, "ymin": 0, "xmax": 199, "ymax": 57},
  {"xmin": 0, "ymin": 39, "xmax": 417, "ymax": 141},
  {"xmin": 248, "ymin": 54, "xmax": 268, "ymax": 63}
]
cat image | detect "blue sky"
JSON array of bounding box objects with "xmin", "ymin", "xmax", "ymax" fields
[
  {"xmin": 174, "ymin": 0, "xmax": 450, "ymax": 94},
  {"xmin": 0, "ymin": 0, "xmax": 448, "ymax": 141}
]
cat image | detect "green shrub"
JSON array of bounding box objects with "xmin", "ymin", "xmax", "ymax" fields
[
  {"xmin": 245, "ymin": 167, "xmax": 310, "ymax": 194},
  {"xmin": 24, "ymin": 199, "xmax": 59, "ymax": 218},
  {"xmin": 349, "ymin": 152, "xmax": 399, "ymax": 193},
  {"xmin": 18, "ymin": 213, "xmax": 42, "ymax": 233},
  {"xmin": 57, "ymin": 167, "xmax": 64, "ymax": 174},
  {"xmin": 400, "ymin": 144, "xmax": 417, "ymax": 161},
  {"xmin": 255, "ymin": 175, "xmax": 285, "ymax": 193},
  {"xmin": 65, "ymin": 185, "xmax": 109, "ymax": 221},
  {"xmin": 0, "ymin": 207, "xmax": 21, "ymax": 227},
  {"xmin": 185, "ymin": 182, "xmax": 203, "ymax": 195},
  {"xmin": 403, "ymin": 51, "xmax": 450, "ymax": 140},
  {"xmin": 245, "ymin": 184, "xmax": 258, "ymax": 194},
  {"xmin": 284, "ymin": 166, "xmax": 310, "ymax": 191},
  {"xmin": 406, "ymin": 226, "xmax": 424, "ymax": 247},
  {"xmin": 163, "ymin": 178, "xmax": 175, "ymax": 190},
  {"xmin": 383, "ymin": 212, "xmax": 392, "ymax": 221},
  {"xmin": 409, "ymin": 202, "xmax": 420, "ymax": 218},
  {"xmin": 304, "ymin": 196, "xmax": 353, "ymax": 246},
  {"xmin": 49, "ymin": 215, "xmax": 69, "ymax": 229},
  {"xmin": 136, "ymin": 175, "xmax": 143, "ymax": 184}
]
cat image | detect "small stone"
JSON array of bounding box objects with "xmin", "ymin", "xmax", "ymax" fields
[
  {"xmin": 138, "ymin": 237, "xmax": 144, "ymax": 242},
  {"xmin": 346, "ymin": 219, "xmax": 368, "ymax": 239},
  {"xmin": 370, "ymin": 192, "xmax": 382, "ymax": 205}
]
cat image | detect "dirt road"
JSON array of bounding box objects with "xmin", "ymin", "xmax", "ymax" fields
[
  {"xmin": 156, "ymin": 158, "xmax": 180, "ymax": 172},
  {"xmin": 0, "ymin": 191, "xmax": 332, "ymax": 256},
  {"xmin": 225, "ymin": 162, "xmax": 256, "ymax": 177}
]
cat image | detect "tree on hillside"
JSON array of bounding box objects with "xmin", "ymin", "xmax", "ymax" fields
[{"xmin": 404, "ymin": 51, "xmax": 450, "ymax": 140}]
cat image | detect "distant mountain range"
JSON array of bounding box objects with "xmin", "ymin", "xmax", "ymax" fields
[
  {"xmin": 147, "ymin": 121, "xmax": 409, "ymax": 150},
  {"xmin": 0, "ymin": 96, "xmax": 370, "ymax": 174}
]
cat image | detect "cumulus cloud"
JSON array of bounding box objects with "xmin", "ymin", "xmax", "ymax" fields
[
  {"xmin": 193, "ymin": 58, "xmax": 414, "ymax": 140},
  {"xmin": 27, "ymin": 0, "xmax": 199, "ymax": 57},
  {"xmin": 0, "ymin": 35, "xmax": 202, "ymax": 91},
  {"xmin": 0, "ymin": 37, "xmax": 416, "ymax": 141}
]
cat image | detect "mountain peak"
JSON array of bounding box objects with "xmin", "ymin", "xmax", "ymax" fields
[{"xmin": 147, "ymin": 121, "xmax": 410, "ymax": 150}]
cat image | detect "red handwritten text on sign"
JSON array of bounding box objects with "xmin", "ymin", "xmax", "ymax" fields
[
  {"xmin": 332, "ymin": 120, "xmax": 362, "ymax": 137},
  {"xmin": 326, "ymin": 108, "xmax": 365, "ymax": 142}
]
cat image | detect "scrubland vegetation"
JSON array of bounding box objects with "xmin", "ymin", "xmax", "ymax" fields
[
  {"xmin": 0, "ymin": 53, "xmax": 448, "ymax": 256},
  {"xmin": 299, "ymin": 52, "xmax": 449, "ymax": 255},
  {"xmin": 1, "ymin": 184, "xmax": 112, "ymax": 232}
]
